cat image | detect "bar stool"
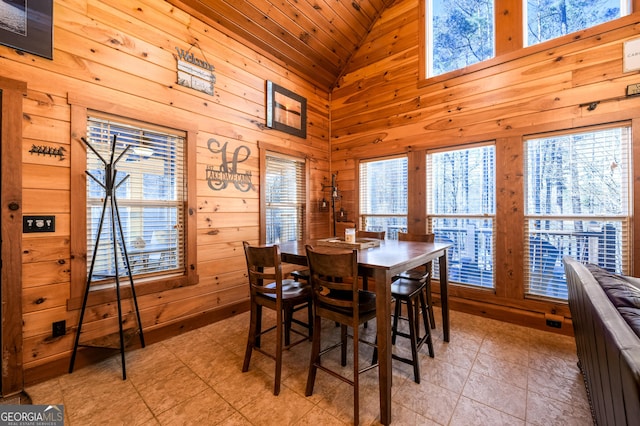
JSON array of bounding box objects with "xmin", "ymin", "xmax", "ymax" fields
[
  {"xmin": 389, "ymin": 277, "xmax": 434, "ymax": 383},
  {"xmin": 304, "ymin": 245, "xmax": 378, "ymax": 426},
  {"xmin": 356, "ymin": 230, "xmax": 385, "ymax": 294},
  {"xmin": 394, "ymin": 232, "xmax": 436, "ymax": 329},
  {"xmin": 241, "ymin": 241, "xmax": 313, "ymax": 395}
]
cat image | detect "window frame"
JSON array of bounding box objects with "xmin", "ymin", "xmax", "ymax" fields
[
  {"xmin": 258, "ymin": 142, "xmax": 310, "ymax": 245},
  {"xmin": 523, "ymin": 0, "xmax": 631, "ymax": 47},
  {"xmin": 84, "ymin": 113, "xmax": 187, "ymax": 282},
  {"xmin": 424, "ymin": 0, "xmax": 496, "ymax": 79},
  {"xmin": 426, "ymin": 142, "xmax": 497, "ymax": 289},
  {"xmin": 68, "ymin": 94, "xmax": 198, "ymax": 309},
  {"xmin": 523, "ymin": 123, "xmax": 633, "ymax": 300},
  {"xmin": 357, "ymin": 154, "xmax": 409, "ymax": 239},
  {"xmin": 419, "ymin": 0, "xmax": 639, "ymax": 85}
]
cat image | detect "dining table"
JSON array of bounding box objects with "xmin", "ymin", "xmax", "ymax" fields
[{"xmin": 278, "ymin": 238, "xmax": 451, "ymax": 425}]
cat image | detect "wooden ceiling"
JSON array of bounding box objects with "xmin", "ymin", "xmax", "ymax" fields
[{"xmin": 167, "ymin": 0, "xmax": 395, "ymax": 89}]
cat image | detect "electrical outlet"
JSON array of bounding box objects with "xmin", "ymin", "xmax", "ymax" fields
[
  {"xmin": 546, "ymin": 319, "xmax": 562, "ymax": 328},
  {"xmin": 52, "ymin": 320, "xmax": 66, "ymax": 337},
  {"xmin": 626, "ymin": 83, "xmax": 640, "ymax": 96}
]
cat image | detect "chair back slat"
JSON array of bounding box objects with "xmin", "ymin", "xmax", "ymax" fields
[
  {"xmin": 305, "ymin": 245, "xmax": 359, "ymax": 313},
  {"xmin": 398, "ymin": 232, "xmax": 434, "ymax": 243},
  {"xmin": 356, "ymin": 230, "xmax": 386, "ymax": 240},
  {"xmin": 397, "ymin": 232, "xmax": 435, "ymax": 274},
  {"xmin": 243, "ymin": 241, "xmax": 282, "ymax": 297}
]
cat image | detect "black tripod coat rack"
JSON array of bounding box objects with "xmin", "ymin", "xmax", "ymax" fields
[{"xmin": 69, "ymin": 135, "xmax": 145, "ymax": 380}]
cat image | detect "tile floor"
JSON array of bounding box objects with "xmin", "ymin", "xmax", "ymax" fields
[{"xmin": 25, "ymin": 307, "xmax": 593, "ymax": 425}]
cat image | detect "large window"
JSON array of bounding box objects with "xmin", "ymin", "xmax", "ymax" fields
[
  {"xmin": 359, "ymin": 156, "xmax": 407, "ymax": 239},
  {"xmin": 426, "ymin": 0, "xmax": 495, "ymax": 77},
  {"xmin": 526, "ymin": 0, "xmax": 629, "ymax": 46},
  {"xmin": 524, "ymin": 125, "xmax": 632, "ymax": 300},
  {"xmin": 427, "ymin": 144, "xmax": 495, "ymax": 288},
  {"xmin": 265, "ymin": 153, "xmax": 306, "ymax": 244},
  {"xmin": 86, "ymin": 115, "xmax": 186, "ymax": 282},
  {"xmin": 422, "ymin": 0, "xmax": 630, "ymax": 79}
]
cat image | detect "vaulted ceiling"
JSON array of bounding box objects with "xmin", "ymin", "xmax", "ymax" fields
[{"xmin": 167, "ymin": 0, "xmax": 396, "ymax": 89}]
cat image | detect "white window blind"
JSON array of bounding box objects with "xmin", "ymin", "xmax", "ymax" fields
[
  {"xmin": 265, "ymin": 153, "xmax": 306, "ymax": 244},
  {"xmin": 524, "ymin": 125, "xmax": 631, "ymax": 299},
  {"xmin": 427, "ymin": 144, "xmax": 495, "ymax": 288},
  {"xmin": 359, "ymin": 156, "xmax": 408, "ymax": 239},
  {"xmin": 86, "ymin": 115, "xmax": 186, "ymax": 282}
]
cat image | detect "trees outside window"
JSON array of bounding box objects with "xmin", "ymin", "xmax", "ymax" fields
[
  {"xmin": 524, "ymin": 125, "xmax": 631, "ymax": 299},
  {"xmin": 423, "ymin": 0, "xmax": 628, "ymax": 78},
  {"xmin": 427, "ymin": 0, "xmax": 495, "ymax": 77},
  {"xmin": 265, "ymin": 153, "xmax": 306, "ymax": 244},
  {"xmin": 427, "ymin": 144, "xmax": 495, "ymax": 289},
  {"xmin": 526, "ymin": 0, "xmax": 628, "ymax": 46},
  {"xmin": 359, "ymin": 156, "xmax": 408, "ymax": 239},
  {"xmin": 86, "ymin": 115, "xmax": 186, "ymax": 281}
]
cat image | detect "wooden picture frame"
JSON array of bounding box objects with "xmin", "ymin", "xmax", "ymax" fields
[
  {"xmin": 266, "ymin": 80, "xmax": 307, "ymax": 138},
  {"xmin": 0, "ymin": 1, "xmax": 53, "ymax": 60}
]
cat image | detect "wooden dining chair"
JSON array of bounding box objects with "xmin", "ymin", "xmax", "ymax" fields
[
  {"xmin": 384, "ymin": 231, "xmax": 435, "ymax": 383},
  {"xmin": 242, "ymin": 241, "xmax": 312, "ymax": 395},
  {"xmin": 356, "ymin": 230, "xmax": 386, "ymax": 240},
  {"xmin": 304, "ymin": 245, "xmax": 378, "ymax": 426},
  {"xmin": 356, "ymin": 230, "xmax": 386, "ymax": 294},
  {"xmin": 395, "ymin": 231, "xmax": 436, "ymax": 329}
]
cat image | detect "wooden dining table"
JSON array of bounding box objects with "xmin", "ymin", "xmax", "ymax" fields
[{"xmin": 278, "ymin": 238, "xmax": 451, "ymax": 425}]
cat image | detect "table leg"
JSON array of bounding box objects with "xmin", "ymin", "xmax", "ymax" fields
[
  {"xmin": 374, "ymin": 268, "xmax": 392, "ymax": 425},
  {"xmin": 438, "ymin": 252, "xmax": 450, "ymax": 342}
]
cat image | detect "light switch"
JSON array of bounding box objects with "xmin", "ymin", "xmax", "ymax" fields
[{"xmin": 23, "ymin": 215, "xmax": 56, "ymax": 233}]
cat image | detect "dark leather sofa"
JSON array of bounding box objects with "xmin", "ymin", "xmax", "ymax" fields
[{"xmin": 563, "ymin": 256, "xmax": 640, "ymax": 426}]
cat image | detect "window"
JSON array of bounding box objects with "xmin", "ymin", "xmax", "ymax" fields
[
  {"xmin": 426, "ymin": 0, "xmax": 495, "ymax": 77},
  {"xmin": 265, "ymin": 153, "xmax": 306, "ymax": 244},
  {"xmin": 524, "ymin": 125, "xmax": 632, "ymax": 300},
  {"xmin": 526, "ymin": 0, "xmax": 629, "ymax": 46},
  {"xmin": 86, "ymin": 115, "xmax": 186, "ymax": 282},
  {"xmin": 427, "ymin": 144, "xmax": 495, "ymax": 288},
  {"xmin": 359, "ymin": 156, "xmax": 407, "ymax": 240}
]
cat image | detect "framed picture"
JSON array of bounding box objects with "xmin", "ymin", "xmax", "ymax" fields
[
  {"xmin": 0, "ymin": 1, "xmax": 53, "ymax": 60},
  {"xmin": 266, "ymin": 81, "xmax": 307, "ymax": 138}
]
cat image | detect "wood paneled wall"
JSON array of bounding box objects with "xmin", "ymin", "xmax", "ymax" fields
[
  {"xmin": 5, "ymin": 0, "xmax": 640, "ymax": 388},
  {"xmin": 1, "ymin": 0, "xmax": 330, "ymax": 386},
  {"xmin": 331, "ymin": 0, "xmax": 640, "ymax": 332}
]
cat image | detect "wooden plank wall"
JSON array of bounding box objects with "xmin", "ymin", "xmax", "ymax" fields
[
  {"xmin": 331, "ymin": 0, "xmax": 640, "ymax": 331},
  {"xmin": 1, "ymin": 0, "xmax": 330, "ymax": 384}
]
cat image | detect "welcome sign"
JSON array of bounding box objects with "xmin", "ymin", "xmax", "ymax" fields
[{"xmin": 175, "ymin": 47, "xmax": 216, "ymax": 95}]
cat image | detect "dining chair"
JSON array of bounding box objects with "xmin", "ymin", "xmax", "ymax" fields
[
  {"xmin": 241, "ymin": 241, "xmax": 313, "ymax": 395},
  {"xmin": 356, "ymin": 230, "xmax": 386, "ymax": 240},
  {"xmin": 383, "ymin": 231, "xmax": 435, "ymax": 383},
  {"xmin": 304, "ymin": 245, "xmax": 378, "ymax": 426},
  {"xmin": 356, "ymin": 230, "xmax": 386, "ymax": 294},
  {"xmin": 385, "ymin": 276, "xmax": 435, "ymax": 383},
  {"xmin": 395, "ymin": 231, "xmax": 436, "ymax": 329}
]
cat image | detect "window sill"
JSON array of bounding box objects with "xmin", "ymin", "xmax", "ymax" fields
[{"xmin": 66, "ymin": 273, "xmax": 199, "ymax": 311}]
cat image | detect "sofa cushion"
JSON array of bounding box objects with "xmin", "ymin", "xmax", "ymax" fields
[
  {"xmin": 623, "ymin": 275, "xmax": 640, "ymax": 291},
  {"xmin": 586, "ymin": 264, "xmax": 640, "ymax": 309},
  {"xmin": 586, "ymin": 263, "xmax": 640, "ymax": 338},
  {"xmin": 618, "ymin": 307, "xmax": 640, "ymax": 339}
]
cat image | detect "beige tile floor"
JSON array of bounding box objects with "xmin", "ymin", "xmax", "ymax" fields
[{"xmin": 25, "ymin": 307, "xmax": 593, "ymax": 425}]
